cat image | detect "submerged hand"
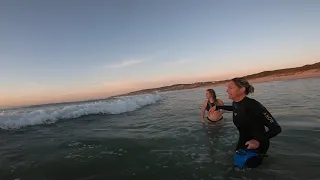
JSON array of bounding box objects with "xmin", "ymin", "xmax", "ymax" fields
[
  {"xmin": 202, "ymin": 119, "xmax": 205, "ymax": 124},
  {"xmin": 245, "ymin": 139, "xmax": 260, "ymax": 149}
]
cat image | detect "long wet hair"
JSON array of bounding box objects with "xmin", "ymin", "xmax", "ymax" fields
[
  {"xmin": 231, "ymin": 77, "xmax": 255, "ymax": 95},
  {"xmin": 206, "ymin": 89, "xmax": 217, "ymax": 102}
]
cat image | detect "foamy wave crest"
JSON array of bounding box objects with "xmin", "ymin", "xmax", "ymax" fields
[{"xmin": 0, "ymin": 93, "xmax": 162, "ymax": 130}]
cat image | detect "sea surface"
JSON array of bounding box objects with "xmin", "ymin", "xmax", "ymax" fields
[{"xmin": 1, "ymin": 78, "xmax": 320, "ymax": 180}]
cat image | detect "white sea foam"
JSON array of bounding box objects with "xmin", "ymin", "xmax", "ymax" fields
[{"xmin": 0, "ymin": 93, "xmax": 162, "ymax": 130}]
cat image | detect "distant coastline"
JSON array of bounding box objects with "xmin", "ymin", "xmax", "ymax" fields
[
  {"xmin": 3, "ymin": 62, "xmax": 319, "ymax": 110},
  {"xmin": 120, "ymin": 62, "xmax": 320, "ymax": 96}
]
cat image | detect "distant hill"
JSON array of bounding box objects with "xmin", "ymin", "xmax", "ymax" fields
[
  {"xmin": 244, "ymin": 62, "xmax": 320, "ymax": 79},
  {"xmin": 121, "ymin": 62, "xmax": 320, "ymax": 96}
]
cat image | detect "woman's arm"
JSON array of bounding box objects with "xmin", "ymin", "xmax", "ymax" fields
[
  {"xmin": 216, "ymin": 99, "xmax": 225, "ymax": 113},
  {"xmin": 201, "ymin": 101, "xmax": 207, "ymax": 124},
  {"xmin": 245, "ymin": 100, "xmax": 281, "ymax": 150},
  {"xmin": 251, "ymin": 100, "xmax": 282, "ymax": 140},
  {"xmin": 215, "ymin": 105, "xmax": 233, "ymax": 111}
]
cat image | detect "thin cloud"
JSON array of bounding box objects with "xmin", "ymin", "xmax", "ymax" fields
[
  {"xmin": 165, "ymin": 59, "xmax": 191, "ymax": 65},
  {"xmin": 174, "ymin": 59, "xmax": 189, "ymax": 63},
  {"xmin": 106, "ymin": 59, "xmax": 145, "ymax": 69}
]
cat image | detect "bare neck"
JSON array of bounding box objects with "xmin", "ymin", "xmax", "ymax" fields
[{"xmin": 208, "ymin": 97, "xmax": 216, "ymax": 102}]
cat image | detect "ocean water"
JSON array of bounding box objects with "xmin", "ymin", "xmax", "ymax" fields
[{"xmin": 1, "ymin": 78, "xmax": 320, "ymax": 180}]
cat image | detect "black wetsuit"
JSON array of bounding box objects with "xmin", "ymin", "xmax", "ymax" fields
[{"xmin": 216, "ymin": 97, "xmax": 281, "ymax": 154}]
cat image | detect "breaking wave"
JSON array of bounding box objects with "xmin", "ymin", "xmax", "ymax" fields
[{"xmin": 0, "ymin": 93, "xmax": 162, "ymax": 130}]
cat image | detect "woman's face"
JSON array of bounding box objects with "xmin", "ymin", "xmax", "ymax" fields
[
  {"xmin": 226, "ymin": 81, "xmax": 244, "ymax": 100},
  {"xmin": 205, "ymin": 91, "xmax": 212, "ymax": 99}
]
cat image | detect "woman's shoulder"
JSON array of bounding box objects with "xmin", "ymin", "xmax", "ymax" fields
[
  {"xmin": 245, "ymin": 97, "xmax": 265, "ymax": 110},
  {"xmin": 216, "ymin": 99, "xmax": 224, "ymax": 105},
  {"xmin": 245, "ymin": 97, "xmax": 260, "ymax": 104}
]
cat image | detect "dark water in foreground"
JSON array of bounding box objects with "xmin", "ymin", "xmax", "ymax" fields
[{"xmin": 1, "ymin": 78, "xmax": 320, "ymax": 180}]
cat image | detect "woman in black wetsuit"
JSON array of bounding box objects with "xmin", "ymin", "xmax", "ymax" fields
[{"xmin": 212, "ymin": 77, "xmax": 282, "ymax": 166}]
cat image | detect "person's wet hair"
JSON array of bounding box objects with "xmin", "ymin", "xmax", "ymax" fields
[
  {"xmin": 206, "ymin": 89, "xmax": 217, "ymax": 101},
  {"xmin": 231, "ymin": 77, "xmax": 254, "ymax": 95}
]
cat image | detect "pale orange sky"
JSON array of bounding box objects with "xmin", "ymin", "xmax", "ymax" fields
[
  {"xmin": 1, "ymin": 57, "xmax": 318, "ymax": 108},
  {"xmin": 1, "ymin": 69, "xmax": 245, "ymax": 108}
]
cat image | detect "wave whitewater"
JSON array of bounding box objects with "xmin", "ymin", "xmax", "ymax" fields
[{"xmin": 0, "ymin": 93, "xmax": 162, "ymax": 130}]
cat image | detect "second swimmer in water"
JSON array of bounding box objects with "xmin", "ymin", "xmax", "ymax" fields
[{"xmin": 201, "ymin": 89, "xmax": 224, "ymax": 124}]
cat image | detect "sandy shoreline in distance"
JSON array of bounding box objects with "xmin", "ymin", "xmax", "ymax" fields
[
  {"xmin": 248, "ymin": 69, "xmax": 320, "ymax": 83},
  {"xmin": 121, "ymin": 67, "xmax": 320, "ymax": 96},
  {"xmin": 202, "ymin": 69, "xmax": 320, "ymax": 88}
]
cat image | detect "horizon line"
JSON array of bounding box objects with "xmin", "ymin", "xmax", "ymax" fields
[{"xmin": 2, "ymin": 61, "xmax": 318, "ymax": 110}]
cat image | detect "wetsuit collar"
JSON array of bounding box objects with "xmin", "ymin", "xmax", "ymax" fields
[{"xmin": 234, "ymin": 95, "xmax": 246, "ymax": 102}]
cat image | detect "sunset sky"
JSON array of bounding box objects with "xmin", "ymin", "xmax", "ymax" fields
[{"xmin": 1, "ymin": 0, "xmax": 319, "ymax": 107}]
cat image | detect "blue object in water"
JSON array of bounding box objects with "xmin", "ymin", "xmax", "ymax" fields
[{"xmin": 233, "ymin": 149, "xmax": 260, "ymax": 168}]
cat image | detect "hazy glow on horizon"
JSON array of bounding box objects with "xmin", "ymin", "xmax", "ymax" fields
[{"xmin": 1, "ymin": 0, "xmax": 320, "ymax": 107}]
